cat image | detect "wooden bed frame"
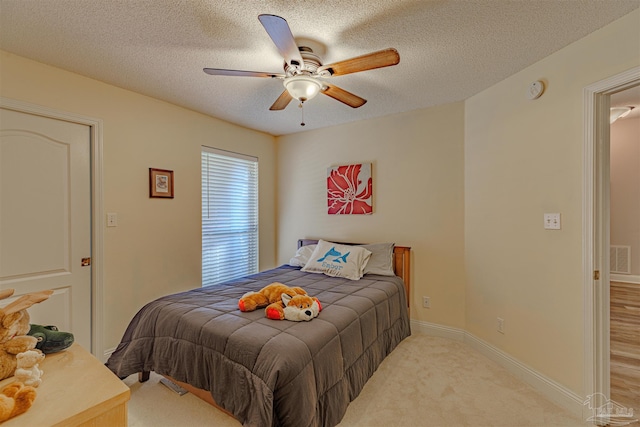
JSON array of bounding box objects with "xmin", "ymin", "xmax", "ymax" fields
[{"xmin": 141, "ymin": 239, "xmax": 412, "ymax": 421}]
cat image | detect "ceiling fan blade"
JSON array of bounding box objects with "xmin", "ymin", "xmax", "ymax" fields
[
  {"xmin": 321, "ymin": 84, "xmax": 367, "ymax": 108},
  {"xmin": 203, "ymin": 68, "xmax": 284, "ymax": 78},
  {"xmin": 258, "ymin": 14, "xmax": 304, "ymax": 69},
  {"xmin": 269, "ymin": 90, "xmax": 293, "ymax": 111},
  {"xmin": 318, "ymin": 48, "xmax": 400, "ymax": 77}
]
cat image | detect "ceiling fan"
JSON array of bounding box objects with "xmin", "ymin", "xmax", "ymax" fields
[{"xmin": 203, "ymin": 14, "xmax": 400, "ymax": 112}]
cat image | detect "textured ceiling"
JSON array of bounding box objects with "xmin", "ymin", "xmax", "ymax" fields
[{"xmin": 1, "ymin": 0, "xmax": 638, "ymax": 136}]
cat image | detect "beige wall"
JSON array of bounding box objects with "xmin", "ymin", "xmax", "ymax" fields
[
  {"xmin": 464, "ymin": 9, "xmax": 640, "ymax": 395},
  {"xmin": 0, "ymin": 51, "xmax": 277, "ymax": 351},
  {"xmin": 277, "ymin": 8, "xmax": 639, "ymax": 398},
  {"xmin": 610, "ymin": 116, "xmax": 640, "ymax": 276},
  {"xmin": 277, "ymin": 102, "xmax": 467, "ymax": 329}
]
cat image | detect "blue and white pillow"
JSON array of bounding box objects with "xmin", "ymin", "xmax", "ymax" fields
[{"xmin": 301, "ymin": 240, "xmax": 371, "ymax": 280}]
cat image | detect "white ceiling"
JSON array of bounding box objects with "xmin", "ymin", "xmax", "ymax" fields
[
  {"xmin": 1, "ymin": 0, "xmax": 638, "ymax": 136},
  {"xmin": 611, "ymin": 85, "xmax": 640, "ymax": 121}
]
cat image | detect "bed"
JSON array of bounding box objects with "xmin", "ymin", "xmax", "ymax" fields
[{"xmin": 106, "ymin": 239, "xmax": 411, "ymax": 427}]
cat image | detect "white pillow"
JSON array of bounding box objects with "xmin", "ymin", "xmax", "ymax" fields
[
  {"xmin": 288, "ymin": 244, "xmax": 317, "ymax": 267},
  {"xmin": 301, "ymin": 240, "xmax": 371, "ymax": 280}
]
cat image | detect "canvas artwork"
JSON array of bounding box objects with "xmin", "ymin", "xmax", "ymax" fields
[{"xmin": 327, "ymin": 163, "xmax": 373, "ymax": 215}]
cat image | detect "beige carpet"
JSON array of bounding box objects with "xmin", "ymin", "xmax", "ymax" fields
[{"xmin": 124, "ymin": 334, "xmax": 587, "ymax": 426}]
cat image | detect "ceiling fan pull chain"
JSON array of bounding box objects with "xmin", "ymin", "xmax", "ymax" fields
[{"xmin": 299, "ymin": 101, "xmax": 306, "ymax": 126}]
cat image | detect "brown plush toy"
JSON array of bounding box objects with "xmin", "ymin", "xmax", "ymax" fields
[
  {"xmin": 0, "ymin": 381, "xmax": 37, "ymax": 422},
  {"xmin": 266, "ymin": 293, "xmax": 322, "ymax": 321},
  {"xmin": 238, "ymin": 282, "xmax": 307, "ymax": 312},
  {"xmin": 0, "ymin": 289, "xmax": 53, "ymax": 381}
]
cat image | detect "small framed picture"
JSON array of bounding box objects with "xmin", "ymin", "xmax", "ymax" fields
[{"xmin": 149, "ymin": 168, "xmax": 174, "ymax": 198}]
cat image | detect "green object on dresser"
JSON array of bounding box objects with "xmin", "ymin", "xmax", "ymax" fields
[{"xmin": 27, "ymin": 325, "xmax": 74, "ymax": 354}]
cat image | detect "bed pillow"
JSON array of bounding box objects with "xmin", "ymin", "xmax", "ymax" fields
[
  {"xmin": 359, "ymin": 242, "xmax": 395, "ymax": 276},
  {"xmin": 288, "ymin": 244, "xmax": 317, "ymax": 267},
  {"xmin": 302, "ymin": 240, "xmax": 371, "ymax": 280}
]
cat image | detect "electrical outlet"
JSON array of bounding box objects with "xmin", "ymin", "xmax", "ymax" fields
[
  {"xmin": 422, "ymin": 296, "xmax": 431, "ymax": 309},
  {"xmin": 497, "ymin": 317, "xmax": 505, "ymax": 334}
]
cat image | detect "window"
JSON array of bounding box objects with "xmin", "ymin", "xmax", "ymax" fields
[{"xmin": 201, "ymin": 147, "xmax": 258, "ymax": 286}]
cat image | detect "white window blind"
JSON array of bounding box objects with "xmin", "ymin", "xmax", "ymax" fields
[{"xmin": 202, "ymin": 147, "xmax": 258, "ymax": 286}]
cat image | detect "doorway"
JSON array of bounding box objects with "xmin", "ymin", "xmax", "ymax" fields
[
  {"xmin": 609, "ymin": 85, "xmax": 640, "ymax": 409},
  {"xmin": 583, "ymin": 66, "xmax": 640, "ymax": 419},
  {"xmin": 1, "ymin": 107, "xmax": 91, "ymax": 349},
  {"xmin": 0, "ymin": 97, "xmax": 104, "ymax": 357}
]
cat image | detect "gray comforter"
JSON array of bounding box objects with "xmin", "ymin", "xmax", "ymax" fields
[{"xmin": 106, "ymin": 265, "xmax": 411, "ymax": 427}]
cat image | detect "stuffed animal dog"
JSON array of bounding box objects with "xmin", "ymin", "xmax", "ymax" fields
[{"xmin": 238, "ymin": 283, "xmax": 307, "ymax": 312}]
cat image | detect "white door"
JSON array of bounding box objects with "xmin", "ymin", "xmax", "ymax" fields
[{"xmin": 0, "ymin": 107, "xmax": 91, "ymax": 350}]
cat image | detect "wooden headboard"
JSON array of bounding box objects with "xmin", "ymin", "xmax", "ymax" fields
[{"xmin": 297, "ymin": 239, "xmax": 411, "ymax": 307}]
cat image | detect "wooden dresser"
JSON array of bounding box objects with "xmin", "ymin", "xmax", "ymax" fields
[{"xmin": 0, "ymin": 343, "xmax": 130, "ymax": 426}]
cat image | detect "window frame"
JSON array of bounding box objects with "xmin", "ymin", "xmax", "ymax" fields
[{"xmin": 201, "ymin": 146, "xmax": 259, "ymax": 286}]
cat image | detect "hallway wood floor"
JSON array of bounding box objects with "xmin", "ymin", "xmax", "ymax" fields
[{"xmin": 610, "ymin": 281, "xmax": 640, "ymax": 410}]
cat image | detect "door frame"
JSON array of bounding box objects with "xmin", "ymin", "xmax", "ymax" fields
[
  {"xmin": 583, "ymin": 66, "xmax": 640, "ymax": 417},
  {"xmin": 1, "ymin": 97, "xmax": 104, "ymax": 358}
]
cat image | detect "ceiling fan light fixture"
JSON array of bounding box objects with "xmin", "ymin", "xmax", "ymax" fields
[
  {"xmin": 283, "ymin": 75, "xmax": 323, "ymax": 102},
  {"xmin": 610, "ymin": 106, "xmax": 633, "ymax": 124}
]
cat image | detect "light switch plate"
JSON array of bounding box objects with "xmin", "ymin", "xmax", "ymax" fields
[
  {"xmin": 107, "ymin": 213, "xmax": 118, "ymax": 227},
  {"xmin": 544, "ymin": 213, "xmax": 561, "ymax": 230}
]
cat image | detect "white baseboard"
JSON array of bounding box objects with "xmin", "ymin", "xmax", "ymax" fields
[
  {"xmin": 410, "ymin": 319, "xmax": 465, "ymax": 341},
  {"xmin": 463, "ymin": 333, "xmax": 584, "ymax": 418},
  {"xmin": 611, "ymin": 274, "xmax": 640, "ymax": 284},
  {"xmin": 411, "ymin": 320, "xmax": 584, "ymax": 418}
]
